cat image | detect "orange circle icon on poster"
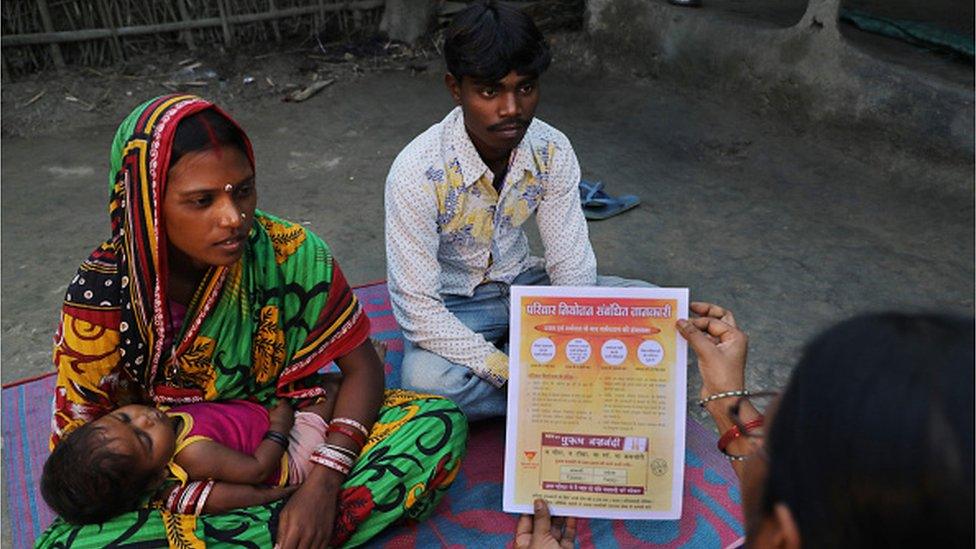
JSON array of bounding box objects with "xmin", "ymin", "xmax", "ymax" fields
[{"xmin": 637, "ymin": 340, "xmax": 665, "ymax": 366}]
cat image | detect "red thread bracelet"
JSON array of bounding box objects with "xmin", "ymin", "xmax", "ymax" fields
[
  {"xmin": 328, "ymin": 422, "xmax": 366, "ymax": 448},
  {"xmin": 718, "ymin": 417, "xmax": 765, "ymax": 454}
]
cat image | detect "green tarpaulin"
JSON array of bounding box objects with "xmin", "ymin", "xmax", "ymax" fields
[{"xmin": 840, "ymin": 8, "xmax": 974, "ymax": 59}]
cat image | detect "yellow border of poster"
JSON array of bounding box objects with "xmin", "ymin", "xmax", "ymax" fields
[{"xmin": 503, "ymin": 286, "xmax": 689, "ymax": 520}]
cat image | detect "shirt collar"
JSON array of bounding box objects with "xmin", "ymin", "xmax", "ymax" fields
[{"xmin": 446, "ymin": 106, "xmax": 540, "ymax": 188}]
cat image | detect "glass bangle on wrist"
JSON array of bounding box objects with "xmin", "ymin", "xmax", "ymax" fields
[
  {"xmin": 311, "ymin": 444, "xmax": 355, "ymax": 476},
  {"xmin": 163, "ymin": 480, "xmax": 215, "ymax": 515},
  {"xmin": 327, "ymin": 421, "xmax": 367, "ymax": 449},
  {"xmin": 331, "ymin": 417, "xmax": 369, "ymax": 439},
  {"xmin": 323, "ymin": 442, "xmax": 359, "ymax": 459},
  {"xmin": 719, "ymin": 417, "xmax": 765, "ymax": 461}
]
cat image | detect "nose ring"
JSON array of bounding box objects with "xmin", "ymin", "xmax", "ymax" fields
[{"xmin": 224, "ymin": 184, "xmax": 234, "ymax": 193}]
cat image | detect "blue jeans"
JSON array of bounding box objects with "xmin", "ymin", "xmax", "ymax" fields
[{"xmin": 400, "ymin": 266, "xmax": 654, "ymax": 421}]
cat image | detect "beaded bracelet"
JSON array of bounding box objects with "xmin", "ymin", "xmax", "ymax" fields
[
  {"xmin": 698, "ymin": 389, "xmax": 750, "ymax": 408},
  {"xmin": 263, "ymin": 430, "xmax": 289, "ymax": 448},
  {"xmin": 331, "ymin": 417, "xmax": 370, "ymax": 439},
  {"xmin": 328, "ymin": 422, "xmax": 367, "ymax": 449}
]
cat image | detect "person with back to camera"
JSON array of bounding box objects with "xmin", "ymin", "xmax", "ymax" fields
[
  {"xmin": 385, "ymin": 0, "xmax": 651, "ymax": 422},
  {"xmin": 511, "ymin": 306, "xmax": 974, "ymax": 548},
  {"xmin": 676, "ymin": 304, "xmax": 974, "ymax": 547}
]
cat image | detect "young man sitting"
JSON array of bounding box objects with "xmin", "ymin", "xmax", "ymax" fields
[{"xmin": 384, "ymin": 1, "xmax": 650, "ymax": 420}]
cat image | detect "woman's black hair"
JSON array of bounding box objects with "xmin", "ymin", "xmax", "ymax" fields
[
  {"xmin": 763, "ymin": 313, "xmax": 974, "ymax": 547},
  {"xmin": 40, "ymin": 421, "xmax": 163, "ymax": 524},
  {"xmin": 169, "ymin": 107, "xmax": 250, "ymax": 169},
  {"xmin": 444, "ymin": 0, "xmax": 551, "ymax": 83}
]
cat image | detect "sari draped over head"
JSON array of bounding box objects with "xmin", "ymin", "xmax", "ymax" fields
[{"xmin": 51, "ymin": 94, "xmax": 369, "ymax": 446}]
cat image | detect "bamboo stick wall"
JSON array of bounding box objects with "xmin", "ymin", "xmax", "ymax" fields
[{"xmin": 1, "ymin": 0, "xmax": 385, "ymax": 76}]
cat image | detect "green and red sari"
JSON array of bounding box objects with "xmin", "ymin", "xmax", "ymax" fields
[{"xmin": 39, "ymin": 95, "xmax": 466, "ymax": 548}]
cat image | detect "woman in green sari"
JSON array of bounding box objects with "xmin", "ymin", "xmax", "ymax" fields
[{"xmin": 38, "ymin": 95, "xmax": 467, "ymax": 548}]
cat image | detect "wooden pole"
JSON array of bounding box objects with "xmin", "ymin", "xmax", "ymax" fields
[
  {"xmin": 217, "ymin": 0, "xmax": 234, "ymax": 47},
  {"xmin": 175, "ymin": 0, "xmax": 196, "ymax": 50},
  {"xmin": 2, "ymin": 53, "xmax": 11, "ymax": 82},
  {"xmin": 149, "ymin": 0, "xmax": 163, "ymax": 51},
  {"xmin": 96, "ymin": 0, "xmax": 125, "ymax": 63},
  {"xmin": 35, "ymin": 0, "xmax": 65, "ymax": 70},
  {"xmin": 269, "ymin": 0, "xmax": 282, "ymax": 42},
  {"xmin": 2, "ymin": 1, "xmax": 385, "ymax": 47}
]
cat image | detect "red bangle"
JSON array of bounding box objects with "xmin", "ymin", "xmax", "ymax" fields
[
  {"xmin": 718, "ymin": 417, "xmax": 764, "ymax": 454},
  {"xmin": 328, "ymin": 422, "xmax": 366, "ymax": 448},
  {"xmin": 310, "ymin": 453, "xmax": 351, "ymax": 477}
]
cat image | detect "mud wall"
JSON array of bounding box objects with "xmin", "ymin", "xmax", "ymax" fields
[{"xmin": 585, "ymin": 0, "xmax": 974, "ymax": 162}]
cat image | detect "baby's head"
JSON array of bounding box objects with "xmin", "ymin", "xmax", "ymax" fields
[{"xmin": 41, "ymin": 404, "xmax": 177, "ymax": 524}]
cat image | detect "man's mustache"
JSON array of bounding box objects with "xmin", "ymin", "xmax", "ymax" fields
[{"xmin": 488, "ymin": 118, "xmax": 529, "ymax": 131}]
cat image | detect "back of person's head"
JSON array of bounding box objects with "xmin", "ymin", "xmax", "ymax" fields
[
  {"xmin": 41, "ymin": 421, "xmax": 163, "ymax": 524},
  {"xmin": 169, "ymin": 107, "xmax": 251, "ymax": 169},
  {"xmin": 764, "ymin": 313, "xmax": 974, "ymax": 547},
  {"xmin": 444, "ymin": 0, "xmax": 551, "ymax": 83}
]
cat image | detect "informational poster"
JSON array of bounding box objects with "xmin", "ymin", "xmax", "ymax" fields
[{"xmin": 503, "ymin": 286, "xmax": 689, "ymax": 520}]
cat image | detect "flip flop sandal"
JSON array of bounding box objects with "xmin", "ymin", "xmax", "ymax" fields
[{"xmin": 579, "ymin": 180, "xmax": 641, "ymax": 220}]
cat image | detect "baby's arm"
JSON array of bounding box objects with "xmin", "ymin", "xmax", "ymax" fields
[
  {"xmin": 176, "ymin": 401, "xmax": 295, "ymax": 484},
  {"xmin": 202, "ymin": 482, "xmax": 297, "ymax": 514},
  {"xmin": 297, "ymin": 372, "xmax": 341, "ymax": 421}
]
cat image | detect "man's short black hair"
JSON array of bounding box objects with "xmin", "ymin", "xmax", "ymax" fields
[
  {"xmin": 445, "ymin": 1, "xmax": 552, "ymax": 82},
  {"xmin": 41, "ymin": 421, "xmax": 161, "ymax": 524}
]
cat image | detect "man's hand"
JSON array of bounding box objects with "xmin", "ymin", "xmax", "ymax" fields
[
  {"xmin": 514, "ymin": 499, "xmax": 578, "ymax": 549},
  {"xmin": 677, "ymin": 302, "xmax": 749, "ymax": 400},
  {"xmin": 275, "ymin": 467, "xmax": 341, "ymax": 549}
]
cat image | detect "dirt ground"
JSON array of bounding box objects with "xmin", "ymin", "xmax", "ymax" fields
[
  {"xmin": 2, "ymin": 30, "xmax": 974, "ymax": 543},
  {"xmin": 3, "ymin": 27, "xmax": 974, "ymax": 389},
  {"xmin": 1, "ymin": 35, "xmax": 441, "ymax": 137},
  {"xmin": 4, "ymin": 29, "xmax": 973, "ymax": 390}
]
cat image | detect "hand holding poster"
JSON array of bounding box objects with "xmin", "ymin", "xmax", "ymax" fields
[{"xmin": 503, "ymin": 286, "xmax": 689, "ymax": 520}]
